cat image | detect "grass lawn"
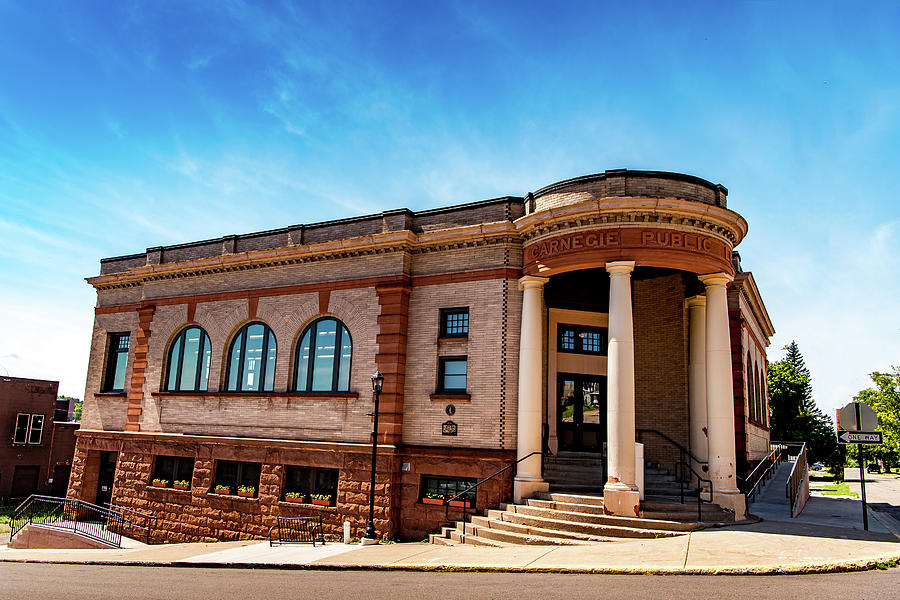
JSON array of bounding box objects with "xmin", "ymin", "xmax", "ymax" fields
[
  {"xmin": 0, "ymin": 504, "xmax": 13, "ymax": 534},
  {"xmin": 818, "ymin": 482, "xmax": 859, "ymax": 498}
]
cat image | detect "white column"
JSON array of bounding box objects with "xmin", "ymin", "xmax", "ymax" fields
[
  {"xmin": 514, "ymin": 275, "xmax": 550, "ymax": 503},
  {"xmin": 686, "ymin": 296, "xmax": 709, "ymax": 469},
  {"xmin": 699, "ymin": 272, "xmax": 746, "ymax": 519},
  {"xmin": 603, "ymin": 261, "xmax": 640, "ymax": 517}
]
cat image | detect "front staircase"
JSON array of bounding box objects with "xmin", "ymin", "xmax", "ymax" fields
[{"xmin": 430, "ymin": 456, "xmax": 734, "ymax": 546}]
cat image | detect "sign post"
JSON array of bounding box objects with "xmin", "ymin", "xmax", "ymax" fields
[{"xmin": 836, "ymin": 401, "xmax": 881, "ymax": 531}]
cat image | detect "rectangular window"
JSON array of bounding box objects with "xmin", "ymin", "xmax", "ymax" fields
[
  {"xmin": 13, "ymin": 413, "xmax": 44, "ymax": 445},
  {"xmin": 283, "ymin": 466, "xmax": 339, "ymax": 506},
  {"xmin": 103, "ymin": 332, "xmax": 130, "ymax": 392},
  {"xmin": 438, "ymin": 356, "xmax": 467, "ymax": 393},
  {"xmin": 421, "ymin": 475, "xmax": 476, "ymax": 503},
  {"xmin": 440, "ymin": 308, "xmax": 469, "ymax": 338},
  {"xmin": 13, "ymin": 413, "xmax": 30, "ymax": 444},
  {"xmin": 28, "ymin": 415, "xmax": 44, "ymax": 445},
  {"xmin": 152, "ymin": 456, "xmax": 195, "ymax": 488},
  {"xmin": 213, "ymin": 460, "xmax": 261, "ymax": 497},
  {"xmin": 557, "ymin": 325, "xmax": 606, "ymax": 355}
]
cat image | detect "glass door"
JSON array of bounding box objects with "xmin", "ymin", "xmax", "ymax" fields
[{"xmin": 557, "ymin": 374, "xmax": 607, "ymax": 452}]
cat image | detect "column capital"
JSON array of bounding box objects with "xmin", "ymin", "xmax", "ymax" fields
[
  {"xmin": 518, "ymin": 275, "xmax": 549, "ymax": 291},
  {"xmin": 698, "ymin": 272, "xmax": 733, "ymax": 288},
  {"xmin": 685, "ymin": 295, "xmax": 707, "ymax": 308},
  {"xmin": 605, "ymin": 260, "xmax": 635, "ymax": 276}
]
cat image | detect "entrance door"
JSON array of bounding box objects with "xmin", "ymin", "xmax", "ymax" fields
[
  {"xmin": 10, "ymin": 465, "xmax": 40, "ymax": 499},
  {"xmin": 557, "ymin": 374, "xmax": 607, "ymax": 452},
  {"xmin": 95, "ymin": 451, "xmax": 118, "ymax": 507}
]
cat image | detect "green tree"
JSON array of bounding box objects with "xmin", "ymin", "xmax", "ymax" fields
[
  {"xmin": 853, "ymin": 366, "xmax": 900, "ymax": 471},
  {"xmin": 767, "ymin": 341, "xmax": 842, "ymax": 475}
]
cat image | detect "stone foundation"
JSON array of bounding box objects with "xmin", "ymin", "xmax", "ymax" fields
[{"xmin": 68, "ymin": 431, "xmax": 513, "ymax": 543}]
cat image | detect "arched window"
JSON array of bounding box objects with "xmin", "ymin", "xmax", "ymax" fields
[
  {"xmin": 226, "ymin": 322, "xmax": 277, "ymax": 392},
  {"xmin": 165, "ymin": 326, "xmax": 212, "ymax": 391},
  {"xmin": 294, "ymin": 317, "xmax": 352, "ymax": 392},
  {"xmin": 747, "ymin": 352, "xmax": 755, "ymax": 422}
]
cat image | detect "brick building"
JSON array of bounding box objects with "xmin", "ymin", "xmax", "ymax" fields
[
  {"xmin": 2, "ymin": 377, "xmax": 79, "ymax": 500},
  {"xmin": 67, "ymin": 169, "xmax": 773, "ymax": 541}
]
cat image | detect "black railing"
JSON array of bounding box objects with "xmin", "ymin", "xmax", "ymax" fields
[
  {"xmin": 442, "ymin": 451, "xmax": 542, "ymax": 537},
  {"xmin": 269, "ymin": 515, "xmax": 325, "ymax": 546},
  {"xmin": 740, "ymin": 442, "xmax": 786, "ymax": 505},
  {"xmin": 105, "ymin": 502, "xmax": 158, "ymax": 544},
  {"xmin": 11, "ymin": 495, "xmax": 127, "ymax": 548},
  {"xmin": 636, "ymin": 429, "xmax": 713, "ymax": 522}
]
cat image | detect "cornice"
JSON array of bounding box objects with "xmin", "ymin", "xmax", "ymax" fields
[
  {"xmin": 515, "ymin": 197, "xmax": 748, "ymax": 246},
  {"xmin": 87, "ymin": 223, "xmax": 523, "ymax": 291}
]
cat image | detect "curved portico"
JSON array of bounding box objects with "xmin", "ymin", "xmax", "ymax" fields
[{"xmin": 512, "ymin": 170, "xmax": 748, "ymax": 519}]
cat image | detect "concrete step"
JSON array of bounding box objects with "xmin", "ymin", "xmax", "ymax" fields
[
  {"xmin": 428, "ymin": 533, "xmax": 456, "ymax": 545},
  {"xmin": 548, "ymin": 483, "xmax": 604, "ymax": 493},
  {"xmin": 505, "ymin": 503, "xmax": 695, "ymax": 532},
  {"xmin": 448, "ymin": 529, "xmax": 508, "ymax": 546},
  {"xmin": 489, "ymin": 508, "xmax": 682, "ymax": 539},
  {"xmin": 468, "ymin": 515, "xmax": 617, "ymax": 543},
  {"xmin": 534, "ymin": 491, "xmax": 605, "ymax": 506},
  {"xmin": 463, "ymin": 521, "xmax": 598, "ymax": 546}
]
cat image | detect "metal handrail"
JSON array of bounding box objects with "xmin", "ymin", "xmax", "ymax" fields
[
  {"xmin": 786, "ymin": 442, "xmax": 808, "ymax": 517},
  {"xmin": 741, "ymin": 443, "xmax": 787, "ymax": 505},
  {"xmin": 636, "ymin": 429, "xmax": 713, "ymax": 521},
  {"xmin": 442, "ymin": 451, "xmax": 542, "ymax": 536},
  {"xmin": 105, "ymin": 502, "xmax": 158, "ymax": 544},
  {"xmin": 10, "ymin": 495, "xmax": 129, "ymax": 548}
]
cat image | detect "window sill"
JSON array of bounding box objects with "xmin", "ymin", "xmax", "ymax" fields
[
  {"xmin": 94, "ymin": 392, "xmax": 127, "ymax": 398},
  {"xmin": 206, "ymin": 492, "xmax": 259, "ymax": 501},
  {"xmin": 748, "ymin": 420, "xmax": 769, "ymax": 431},
  {"xmin": 151, "ymin": 391, "xmax": 359, "ymax": 400},
  {"xmin": 430, "ymin": 393, "xmax": 470, "ymax": 402},
  {"xmin": 438, "ymin": 335, "xmax": 468, "ymax": 342},
  {"xmin": 146, "ymin": 485, "xmax": 191, "ymax": 494},
  {"xmin": 276, "ymin": 500, "xmax": 337, "ymax": 510}
]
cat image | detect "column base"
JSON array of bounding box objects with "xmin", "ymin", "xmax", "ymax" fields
[
  {"xmin": 603, "ymin": 485, "xmax": 641, "ymax": 517},
  {"xmin": 514, "ymin": 476, "xmax": 549, "ymax": 504},
  {"xmin": 713, "ymin": 489, "xmax": 747, "ymax": 520}
]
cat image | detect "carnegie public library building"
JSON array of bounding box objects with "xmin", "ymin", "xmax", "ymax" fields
[{"xmin": 67, "ymin": 169, "xmax": 774, "ymax": 542}]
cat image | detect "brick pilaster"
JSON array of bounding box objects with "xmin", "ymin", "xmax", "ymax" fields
[
  {"xmin": 374, "ymin": 278, "xmax": 411, "ymax": 444},
  {"xmin": 125, "ymin": 305, "xmax": 155, "ymax": 432},
  {"xmin": 729, "ymin": 309, "xmax": 747, "ymax": 472}
]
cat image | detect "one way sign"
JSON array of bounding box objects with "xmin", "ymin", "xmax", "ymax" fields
[{"xmin": 837, "ymin": 430, "xmax": 883, "ymax": 445}]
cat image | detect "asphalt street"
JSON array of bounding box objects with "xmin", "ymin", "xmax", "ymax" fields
[
  {"xmin": 3, "ymin": 563, "xmax": 900, "ymax": 600},
  {"xmin": 844, "ymin": 468, "xmax": 900, "ymax": 524}
]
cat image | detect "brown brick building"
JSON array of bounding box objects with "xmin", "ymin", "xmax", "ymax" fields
[
  {"xmin": 2, "ymin": 377, "xmax": 79, "ymax": 500},
  {"xmin": 67, "ymin": 169, "xmax": 773, "ymax": 541}
]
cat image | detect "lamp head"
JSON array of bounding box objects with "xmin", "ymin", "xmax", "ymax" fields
[{"xmin": 371, "ymin": 370, "xmax": 384, "ymax": 393}]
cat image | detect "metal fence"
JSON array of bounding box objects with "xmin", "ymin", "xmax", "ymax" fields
[{"xmin": 10, "ymin": 495, "xmax": 128, "ymax": 547}]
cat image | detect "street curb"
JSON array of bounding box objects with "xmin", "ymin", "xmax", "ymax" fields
[{"xmin": 1, "ymin": 554, "xmax": 899, "ymax": 576}]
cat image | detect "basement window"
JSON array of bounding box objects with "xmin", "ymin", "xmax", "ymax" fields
[{"xmin": 420, "ymin": 475, "xmax": 476, "ymax": 504}]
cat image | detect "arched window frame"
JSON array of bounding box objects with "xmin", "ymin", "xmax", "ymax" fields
[
  {"xmin": 225, "ymin": 321, "xmax": 277, "ymax": 392},
  {"xmin": 293, "ymin": 317, "xmax": 352, "ymax": 392},
  {"xmin": 164, "ymin": 325, "xmax": 212, "ymax": 392},
  {"xmin": 747, "ymin": 351, "xmax": 755, "ymax": 422}
]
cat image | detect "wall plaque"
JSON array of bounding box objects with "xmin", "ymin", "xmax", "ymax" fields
[{"xmin": 442, "ymin": 420, "xmax": 458, "ymax": 436}]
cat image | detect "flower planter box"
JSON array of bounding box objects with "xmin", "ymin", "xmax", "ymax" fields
[
  {"xmin": 284, "ymin": 496, "xmax": 306, "ymax": 504},
  {"xmin": 173, "ymin": 484, "xmax": 189, "ymax": 491},
  {"xmin": 214, "ymin": 489, "xmax": 231, "ymax": 495},
  {"xmin": 151, "ymin": 482, "xmax": 168, "ymax": 488},
  {"xmin": 237, "ymin": 491, "xmax": 255, "ymax": 498},
  {"xmin": 448, "ymin": 500, "xmax": 472, "ymax": 509},
  {"xmin": 422, "ymin": 497, "xmax": 444, "ymax": 506},
  {"xmin": 311, "ymin": 498, "xmax": 331, "ymax": 507}
]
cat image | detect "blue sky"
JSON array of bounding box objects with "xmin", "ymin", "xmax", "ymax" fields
[{"xmin": 1, "ymin": 1, "xmax": 898, "ymax": 418}]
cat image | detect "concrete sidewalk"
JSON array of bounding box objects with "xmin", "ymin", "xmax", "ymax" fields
[{"xmin": 2, "ymin": 494, "xmax": 899, "ymax": 575}]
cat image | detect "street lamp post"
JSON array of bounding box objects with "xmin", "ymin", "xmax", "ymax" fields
[{"xmin": 362, "ymin": 370, "xmax": 384, "ymax": 544}]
